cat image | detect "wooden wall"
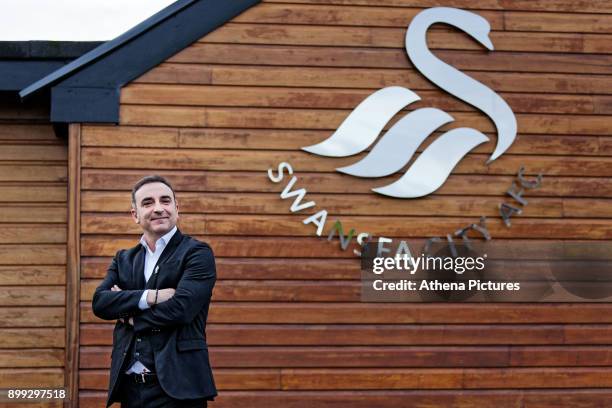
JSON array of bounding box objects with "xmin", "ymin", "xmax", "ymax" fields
[
  {"xmin": 78, "ymin": 0, "xmax": 612, "ymax": 406},
  {"xmin": 0, "ymin": 96, "xmax": 66, "ymax": 408}
]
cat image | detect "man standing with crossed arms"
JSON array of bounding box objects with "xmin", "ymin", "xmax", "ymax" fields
[{"xmin": 92, "ymin": 175, "xmax": 217, "ymax": 407}]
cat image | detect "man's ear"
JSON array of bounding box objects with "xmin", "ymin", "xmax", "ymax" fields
[{"xmin": 130, "ymin": 207, "xmax": 139, "ymax": 224}]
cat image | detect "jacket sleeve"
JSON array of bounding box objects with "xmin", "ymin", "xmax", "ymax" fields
[
  {"xmin": 92, "ymin": 251, "xmax": 146, "ymax": 321},
  {"xmin": 133, "ymin": 242, "xmax": 216, "ymax": 333}
]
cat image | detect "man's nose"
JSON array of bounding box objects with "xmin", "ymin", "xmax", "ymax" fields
[{"xmin": 153, "ymin": 201, "xmax": 164, "ymax": 213}]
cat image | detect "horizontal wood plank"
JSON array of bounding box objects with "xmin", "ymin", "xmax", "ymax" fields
[
  {"xmin": 82, "ymin": 279, "xmax": 362, "ymax": 302},
  {"xmin": 280, "ymin": 367, "xmax": 612, "ymax": 389},
  {"xmin": 0, "ymin": 328, "xmax": 65, "ymax": 348},
  {"xmin": 81, "ymin": 256, "xmax": 359, "ymax": 280},
  {"xmin": 0, "ymin": 307, "xmax": 64, "ymax": 327},
  {"xmin": 79, "ymin": 278, "xmax": 612, "ymax": 303},
  {"xmin": 235, "ymin": 4, "xmax": 503, "ymax": 30},
  {"xmin": 81, "ymin": 169, "xmax": 612, "ymax": 198},
  {"xmin": 78, "ymin": 389, "xmax": 612, "ymax": 408},
  {"xmin": 0, "ymin": 145, "xmax": 66, "ymax": 161},
  {"xmin": 79, "ymin": 191, "xmax": 566, "ymax": 217},
  {"xmin": 0, "ymin": 124, "xmax": 56, "ymax": 140},
  {"xmin": 119, "ymin": 105, "xmax": 612, "ymax": 136},
  {"xmin": 80, "ymin": 323, "xmax": 612, "ymax": 346},
  {"xmin": 0, "ymin": 166, "xmax": 66, "ymax": 182},
  {"xmin": 0, "ymin": 185, "xmax": 67, "ymax": 203},
  {"xmin": 237, "ymin": 4, "xmax": 612, "ymax": 33},
  {"xmin": 0, "ymin": 286, "xmax": 65, "ymax": 306},
  {"xmin": 0, "ymin": 226, "xmax": 66, "ymax": 244},
  {"xmin": 81, "ymin": 125, "xmax": 178, "ymax": 148},
  {"xmin": 201, "ymin": 23, "xmax": 612, "ymax": 54},
  {"xmin": 84, "ymin": 125, "xmax": 607, "ymax": 156},
  {"xmin": 260, "ymin": 0, "xmax": 612, "ymax": 14},
  {"xmin": 0, "ymin": 245, "xmax": 66, "ymax": 265},
  {"xmin": 80, "ymin": 302, "xmax": 612, "ymax": 324},
  {"xmin": 2, "ymin": 402, "xmax": 62, "ymax": 408},
  {"xmin": 80, "ymin": 236, "xmax": 610, "ymax": 258},
  {"xmin": 0, "ymin": 368, "xmax": 63, "ymax": 388},
  {"xmin": 0, "ymin": 206, "xmax": 65, "ymax": 223},
  {"xmin": 80, "ymin": 257, "xmax": 607, "ymax": 283},
  {"xmin": 79, "ymin": 214, "xmax": 612, "ymax": 239},
  {"xmin": 505, "ymin": 11, "xmax": 612, "ymax": 33},
  {"xmin": 79, "ymin": 366, "xmax": 611, "ymax": 391},
  {"xmin": 0, "ymin": 266, "xmax": 65, "ymax": 285},
  {"xmin": 80, "ymin": 368, "xmax": 279, "ymax": 391},
  {"xmin": 79, "ymin": 345, "xmax": 612, "ymax": 368},
  {"xmin": 0, "ymin": 349, "xmax": 64, "ymax": 368},
  {"xmin": 121, "ymin": 84, "xmax": 612, "ymax": 116},
  {"xmin": 81, "ymin": 191, "xmax": 612, "ymax": 218},
  {"xmin": 137, "ymin": 64, "xmax": 612, "ymax": 95},
  {"xmin": 168, "ymin": 44, "xmax": 612, "ymax": 74},
  {"xmin": 81, "ymin": 235, "xmax": 357, "ymax": 258},
  {"xmin": 82, "ymin": 147, "xmax": 612, "ymax": 177}
]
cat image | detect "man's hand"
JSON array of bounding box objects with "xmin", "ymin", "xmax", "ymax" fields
[
  {"xmin": 146, "ymin": 288, "xmax": 176, "ymax": 306},
  {"xmin": 111, "ymin": 285, "xmax": 134, "ymax": 325}
]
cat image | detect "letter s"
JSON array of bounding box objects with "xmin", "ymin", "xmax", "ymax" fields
[{"xmin": 268, "ymin": 162, "xmax": 293, "ymax": 183}]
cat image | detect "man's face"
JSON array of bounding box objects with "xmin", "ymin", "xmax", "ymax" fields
[{"xmin": 131, "ymin": 182, "xmax": 179, "ymax": 236}]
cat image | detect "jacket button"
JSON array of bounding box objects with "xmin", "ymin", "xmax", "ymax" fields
[
  {"xmin": 135, "ymin": 352, "xmax": 140, "ymax": 357},
  {"xmin": 136, "ymin": 338, "xmax": 141, "ymax": 342}
]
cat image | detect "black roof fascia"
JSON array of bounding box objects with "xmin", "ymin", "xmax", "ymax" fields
[
  {"xmin": 0, "ymin": 41, "xmax": 102, "ymax": 59},
  {"xmin": 0, "ymin": 61, "xmax": 66, "ymax": 91},
  {"xmin": 20, "ymin": 0, "xmax": 260, "ymax": 123},
  {"xmin": 0, "ymin": 42, "xmax": 101, "ymax": 91}
]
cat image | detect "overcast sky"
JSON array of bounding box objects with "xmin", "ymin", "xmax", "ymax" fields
[{"xmin": 0, "ymin": 0, "xmax": 176, "ymax": 41}]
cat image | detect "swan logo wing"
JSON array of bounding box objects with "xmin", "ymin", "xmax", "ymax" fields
[
  {"xmin": 302, "ymin": 86, "xmax": 420, "ymax": 157},
  {"xmin": 301, "ymin": 7, "xmax": 514, "ymax": 199}
]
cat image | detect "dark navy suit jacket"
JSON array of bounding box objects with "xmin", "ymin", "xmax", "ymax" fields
[{"xmin": 92, "ymin": 229, "xmax": 217, "ymax": 406}]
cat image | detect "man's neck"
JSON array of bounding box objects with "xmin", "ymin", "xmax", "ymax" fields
[
  {"xmin": 143, "ymin": 233, "xmax": 163, "ymax": 252},
  {"xmin": 142, "ymin": 226, "xmax": 177, "ymax": 252}
]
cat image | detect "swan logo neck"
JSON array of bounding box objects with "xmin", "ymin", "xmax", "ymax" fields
[{"xmin": 301, "ymin": 7, "xmax": 518, "ymax": 199}]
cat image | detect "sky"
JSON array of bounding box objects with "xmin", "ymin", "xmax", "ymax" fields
[{"xmin": 0, "ymin": 0, "xmax": 176, "ymax": 41}]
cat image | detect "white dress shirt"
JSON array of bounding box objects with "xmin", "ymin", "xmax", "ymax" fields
[{"xmin": 126, "ymin": 225, "xmax": 177, "ymax": 374}]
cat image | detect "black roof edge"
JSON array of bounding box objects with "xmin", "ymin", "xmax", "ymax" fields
[
  {"xmin": 19, "ymin": 0, "xmax": 260, "ymax": 124},
  {"xmin": 19, "ymin": 0, "xmax": 196, "ymax": 99},
  {"xmin": 0, "ymin": 42, "xmax": 101, "ymax": 92},
  {"xmin": 0, "ymin": 41, "xmax": 102, "ymax": 59}
]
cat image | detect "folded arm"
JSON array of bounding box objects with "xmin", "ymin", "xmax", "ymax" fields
[
  {"xmin": 92, "ymin": 252, "xmax": 146, "ymax": 321},
  {"xmin": 133, "ymin": 243, "xmax": 216, "ymax": 333}
]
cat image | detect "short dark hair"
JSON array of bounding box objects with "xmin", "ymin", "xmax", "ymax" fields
[{"xmin": 131, "ymin": 175, "xmax": 176, "ymax": 207}]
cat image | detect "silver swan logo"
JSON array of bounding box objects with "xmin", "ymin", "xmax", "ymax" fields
[{"xmin": 302, "ymin": 7, "xmax": 517, "ymax": 198}]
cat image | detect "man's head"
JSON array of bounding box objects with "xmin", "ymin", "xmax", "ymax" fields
[{"xmin": 131, "ymin": 175, "xmax": 179, "ymax": 237}]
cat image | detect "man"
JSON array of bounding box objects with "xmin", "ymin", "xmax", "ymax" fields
[{"xmin": 92, "ymin": 175, "xmax": 217, "ymax": 407}]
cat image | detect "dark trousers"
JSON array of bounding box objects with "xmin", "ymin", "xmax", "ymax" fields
[{"xmin": 118, "ymin": 374, "xmax": 207, "ymax": 408}]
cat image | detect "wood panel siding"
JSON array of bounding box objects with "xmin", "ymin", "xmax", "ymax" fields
[
  {"xmin": 79, "ymin": 0, "xmax": 612, "ymax": 406},
  {"xmin": 0, "ymin": 109, "xmax": 67, "ymax": 404}
]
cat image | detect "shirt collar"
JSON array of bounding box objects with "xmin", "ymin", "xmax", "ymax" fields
[{"xmin": 140, "ymin": 225, "xmax": 178, "ymax": 252}]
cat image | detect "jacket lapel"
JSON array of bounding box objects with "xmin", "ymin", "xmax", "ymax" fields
[{"xmin": 133, "ymin": 245, "xmax": 146, "ymax": 289}]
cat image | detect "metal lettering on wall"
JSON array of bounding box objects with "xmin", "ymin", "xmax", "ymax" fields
[{"xmin": 302, "ymin": 7, "xmax": 517, "ymax": 198}]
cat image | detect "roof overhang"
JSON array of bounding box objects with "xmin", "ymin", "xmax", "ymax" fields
[
  {"xmin": 19, "ymin": 0, "xmax": 260, "ymax": 123},
  {"xmin": 0, "ymin": 41, "xmax": 101, "ymax": 91}
]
